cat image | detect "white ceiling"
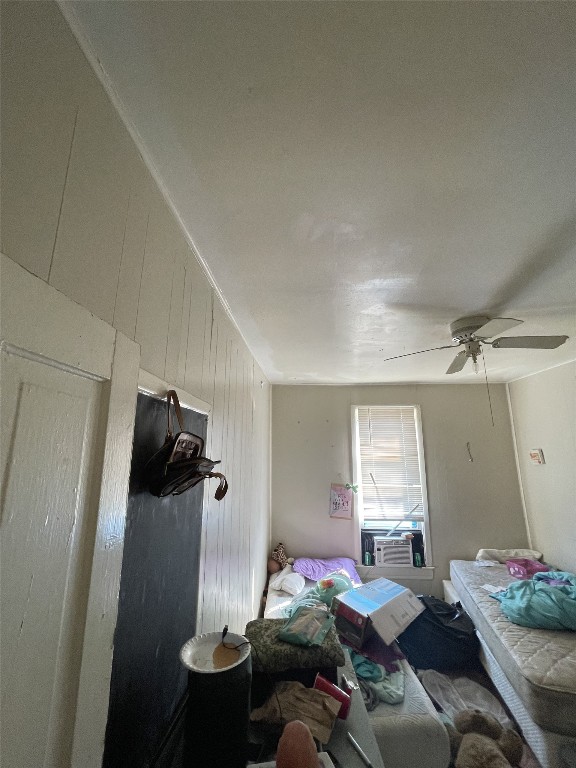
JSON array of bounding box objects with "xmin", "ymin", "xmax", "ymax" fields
[{"xmin": 63, "ymin": 1, "xmax": 576, "ymax": 384}]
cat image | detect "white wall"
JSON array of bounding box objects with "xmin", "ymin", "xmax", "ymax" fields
[
  {"xmin": 508, "ymin": 362, "xmax": 576, "ymax": 572},
  {"xmin": 272, "ymin": 383, "xmax": 528, "ymax": 596},
  {"xmin": 1, "ymin": 1, "xmax": 271, "ymax": 635}
]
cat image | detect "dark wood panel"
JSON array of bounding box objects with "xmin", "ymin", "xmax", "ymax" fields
[{"xmin": 104, "ymin": 393, "xmax": 206, "ymax": 768}]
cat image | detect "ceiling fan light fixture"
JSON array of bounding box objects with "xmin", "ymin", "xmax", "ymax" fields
[
  {"xmin": 464, "ymin": 340, "xmax": 482, "ymax": 373},
  {"xmin": 383, "ymin": 315, "xmax": 569, "ymax": 375}
]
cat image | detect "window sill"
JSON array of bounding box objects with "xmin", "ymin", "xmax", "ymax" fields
[{"xmin": 357, "ymin": 565, "xmax": 435, "ymax": 581}]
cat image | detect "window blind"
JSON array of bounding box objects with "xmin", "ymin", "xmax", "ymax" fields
[{"xmin": 356, "ymin": 405, "xmax": 425, "ymax": 528}]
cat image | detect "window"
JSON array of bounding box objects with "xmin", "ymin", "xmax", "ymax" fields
[{"xmin": 352, "ymin": 405, "xmax": 431, "ymax": 562}]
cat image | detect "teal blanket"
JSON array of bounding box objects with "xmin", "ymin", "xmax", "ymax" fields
[
  {"xmin": 492, "ymin": 572, "xmax": 576, "ymax": 631},
  {"xmin": 347, "ymin": 648, "xmax": 404, "ymax": 704}
]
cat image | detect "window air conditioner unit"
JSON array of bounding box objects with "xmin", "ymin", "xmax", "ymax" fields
[{"xmin": 374, "ymin": 537, "xmax": 413, "ymax": 566}]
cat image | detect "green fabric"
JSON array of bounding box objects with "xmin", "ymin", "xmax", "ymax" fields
[
  {"xmin": 368, "ymin": 666, "xmax": 405, "ymax": 704},
  {"xmin": 349, "ymin": 648, "xmax": 405, "ymax": 704},
  {"xmin": 285, "ymin": 572, "xmax": 353, "ymax": 617},
  {"xmin": 285, "ymin": 589, "xmax": 326, "ymax": 617},
  {"xmin": 492, "ymin": 571, "xmax": 576, "ymax": 630},
  {"xmin": 349, "ymin": 649, "xmax": 383, "ymax": 682},
  {"xmin": 245, "ymin": 617, "xmax": 346, "ymax": 673}
]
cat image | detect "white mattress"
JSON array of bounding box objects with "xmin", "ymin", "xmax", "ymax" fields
[
  {"xmin": 450, "ymin": 560, "xmax": 576, "ymax": 736},
  {"xmin": 368, "ymin": 657, "xmax": 450, "ymax": 768}
]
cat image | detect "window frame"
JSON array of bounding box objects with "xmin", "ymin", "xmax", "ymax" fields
[{"xmin": 351, "ymin": 404, "xmax": 433, "ymax": 567}]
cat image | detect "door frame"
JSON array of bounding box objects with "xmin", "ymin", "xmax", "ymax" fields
[
  {"xmin": 1, "ymin": 254, "xmax": 140, "ymax": 766},
  {"xmin": 138, "ymin": 367, "xmax": 212, "ymax": 416}
]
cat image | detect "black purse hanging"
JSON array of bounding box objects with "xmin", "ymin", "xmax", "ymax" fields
[{"xmin": 145, "ymin": 390, "xmax": 228, "ymax": 500}]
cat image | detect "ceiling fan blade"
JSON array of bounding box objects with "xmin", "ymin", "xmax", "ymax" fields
[
  {"xmin": 446, "ymin": 350, "xmax": 468, "ymax": 374},
  {"xmin": 475, "ymin": 317, "xmax": 523, "ymax": 339},
  {"xmin": 491, "ymin": 335, "xmax": 569, "ymax": 349},
  {"xmin": 382, "ymin": 344, "xmax": 454, "ymax": 363}
]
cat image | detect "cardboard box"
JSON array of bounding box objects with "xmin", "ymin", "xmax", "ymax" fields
[{"xmin": 332, "ymin": 577, "xmax": 424, "ymax": 647}]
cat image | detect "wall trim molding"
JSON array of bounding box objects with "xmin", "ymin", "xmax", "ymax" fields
[{"xmin": 138, "ymin": 368, "xmax": 212, "ymax": 415}]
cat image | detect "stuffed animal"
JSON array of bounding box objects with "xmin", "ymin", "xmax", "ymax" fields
[
  {"xmin": 270, "ymin": 542, "xmax": 294, "ymax": 569},
  {"xmin": 446, "ymin": 709, "xmax": 524, "ymax": 768},
  {"xmin": 272, "ymin": 542, "xmax": 288, "ymax": 568}
]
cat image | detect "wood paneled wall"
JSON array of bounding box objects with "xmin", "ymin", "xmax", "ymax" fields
[{"xmin": 1, "ymin": 0, "xmax": 270, "ymax": 634}]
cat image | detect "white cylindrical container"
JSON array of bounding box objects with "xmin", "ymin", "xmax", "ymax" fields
[{"xmin": 180, "ymin": 632, "xmax": 252, "ymax": 767}]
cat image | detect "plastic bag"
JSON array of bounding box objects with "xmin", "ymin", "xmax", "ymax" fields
[
  {"xmin": 419, "ymin": 669, "xmax": 513, "ymax": 729},
  {"xmin": 278, "ymin": 606, "xmax": 335, "ymax": 647}
]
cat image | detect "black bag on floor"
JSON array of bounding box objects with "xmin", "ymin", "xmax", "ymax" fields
[{"xmin": 396, "ymin": 595, "xmax": 479, "ymax": 671}]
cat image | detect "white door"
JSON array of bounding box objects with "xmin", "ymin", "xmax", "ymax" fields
[
  {"xmin": 0, "ymin": 254, "xmax": 140, "ymax": 767},
  {"xmin": 1, "ymin": 353, "xmax": 104, "ymax": 767}
]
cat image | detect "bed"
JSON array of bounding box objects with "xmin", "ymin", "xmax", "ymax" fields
[
  {"xmin": 450, "ymin": 559, "xmax": 576, "ymax": 768},
  {"xmin": 263, "ymin": 562, "xmax": 450, "ymax": 768}
]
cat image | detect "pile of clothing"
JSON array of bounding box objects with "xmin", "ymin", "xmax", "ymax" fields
[
  {"xmin": 342, "ymin": 637, "xmax": 406, "ymax": 711},
  {"xmin": 492, "ymin": 570, "xmax": 576, "ymax": 631}
]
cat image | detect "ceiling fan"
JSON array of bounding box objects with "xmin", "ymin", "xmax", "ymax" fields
[{"xmin": 383, "ymin": 315, "xmax": 569, "ymax": 374}]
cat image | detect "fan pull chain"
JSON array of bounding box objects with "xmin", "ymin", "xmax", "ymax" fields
[{"xmin": 482, "ymin": 351, "xmax": 495, "ymax": 427}]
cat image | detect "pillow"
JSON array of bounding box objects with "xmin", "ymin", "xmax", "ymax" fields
[
  {"xmin": 292, "ymin": 557, "xmax": 362, "ymax": 585},
  {"xmin": 269, "ymin": 565, "xmax": 306, "ymax": 596},
  {"xmin": 245, "ymin": 618, "xmax": 346, "ymax": 672},
  {"xmin": 476, "ymin": 548, "xmax": 543, "ymax": 564}
]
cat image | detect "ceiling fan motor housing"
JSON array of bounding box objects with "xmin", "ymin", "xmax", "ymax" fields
[{"xmin": 450, "ymin": 315, "xmax": 491, "ymax": 343}]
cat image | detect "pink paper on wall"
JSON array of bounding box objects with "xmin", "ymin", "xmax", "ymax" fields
[{"xmin": 329, "ymin": 483, "xmax": 353, "ymax": 519}]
